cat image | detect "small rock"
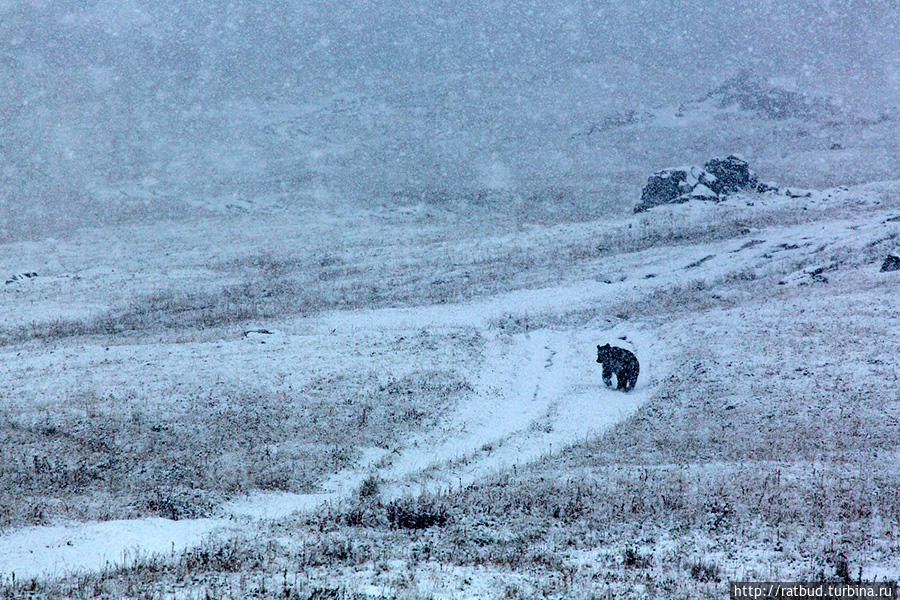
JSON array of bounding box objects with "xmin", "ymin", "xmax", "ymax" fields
[
  {"xmin": 4, "ymin": 272, "xmax": 38, "ymax": 285},
  {"xmin": 243, "ymin": 328, "xmax": 274, "ymax": 337},
  {"xmin": 880, "ymin": 255, "xmax": 900, "ymax": 272}
]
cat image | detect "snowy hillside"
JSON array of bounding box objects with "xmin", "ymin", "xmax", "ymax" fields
[{"xmin": 3, "ymin": 178, "xmax": 900, "ymax": 597}]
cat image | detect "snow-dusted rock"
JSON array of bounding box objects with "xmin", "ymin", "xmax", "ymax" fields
[
  {"xmin": 703, "ymin": 155, "xmax": 757, "ymax": 195},
  {"xmin": 634, "ymin": 154, "xmax": 758, "ymax": 213},
  {"xmin": 4, "ymin": 271, "xmax": 38, "ymax": 285},
  {"xmin": 880, "ymin": 254, "xmax": 900, "ymax": 272},
  {"xmin": 783, "ymin": 188, "xmax": 813, "ymax": 198},
  {"xmin": 705, "ymin": 69, "xmax": 839, "ymax": 121},
  {"xmin": 242, "ymin": 328, "xmax": 282, "ymax": 342},
  {"xmin": 634, "ymin": 168, "xmax": 691, "ymax": 213},
  {"xmin": 689, "ymin": 184, "xmax": 718, "ymax": 200}
]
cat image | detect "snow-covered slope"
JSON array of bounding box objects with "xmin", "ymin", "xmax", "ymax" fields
[{"xmin": 2, "ymin": 181, "xmax": 900, "ymax": 589}]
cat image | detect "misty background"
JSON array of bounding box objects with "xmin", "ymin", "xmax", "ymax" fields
[{"xmin": 1, "ymin": 0, "xmax": 898, "ymax": 240}]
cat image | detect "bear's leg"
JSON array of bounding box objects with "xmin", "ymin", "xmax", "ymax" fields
[
  {"xmin": 624, "ymin": 376, "xmax": 636, "ymax": 392},
  {"xmin": 602, "ymin": 365, "xmax": 613, "ymax": 387},
  {"xmin": 616, "ymin": 371, "xmax": 627, "ymax": 390}
]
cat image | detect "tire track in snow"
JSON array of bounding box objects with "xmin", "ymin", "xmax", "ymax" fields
[{"xmin": 379, "ymin": 326, "xmax": 653, "ymax": 498}]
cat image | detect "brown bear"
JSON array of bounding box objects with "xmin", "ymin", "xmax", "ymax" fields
[{"xmin": 596, "ymin": 344, "xmax": 639, "ymax": 392}]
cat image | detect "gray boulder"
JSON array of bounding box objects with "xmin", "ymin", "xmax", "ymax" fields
[{"xmin": 635, "ymin": 155, "xmax": 759, "ymax": 213}]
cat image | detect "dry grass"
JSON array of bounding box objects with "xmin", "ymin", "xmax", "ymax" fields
[
  {"xmin": 5, "ymin": 189, "xmax": 900, "ymax": 598},
  {"xmin": 5, "ymin": 185, "xmax": 897, "ymax": 348},
  {"xmin": 0, "ymin": 368, "xmax": 473, "ymax": 529}
]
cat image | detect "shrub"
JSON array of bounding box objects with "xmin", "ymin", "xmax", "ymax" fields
[
  {"xmin": 689, "ymin": 559, "xmax": 721, "ymax": 582},
  {"xmin": 385, "ymin": 498, "xmax": 450, "ymax": 530}
]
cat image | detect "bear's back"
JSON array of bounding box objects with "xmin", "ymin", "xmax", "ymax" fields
[{"xmin": 605, "ymin": 346, "xmax": 638, "ymax": 368}]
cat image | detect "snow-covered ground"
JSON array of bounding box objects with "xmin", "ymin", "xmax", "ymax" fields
[
  {"xmin": 3, "ymin": 179, "xmax": 900, "ymax": 597},
  {"xmin": 0, "ymin": 254, "xmax": 663, "ymax": 579}
]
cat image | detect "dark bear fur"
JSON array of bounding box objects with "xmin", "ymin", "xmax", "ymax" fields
[{"xmin": 596, "ymin": 344, "xmax": 639, "ymax": 392}]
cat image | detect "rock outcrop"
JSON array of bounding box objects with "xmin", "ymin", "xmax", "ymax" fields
[
  {"xmin": 705, "ymin": 70, "xmax": 839, "ymax": 121},
  {"xmin": 634, "ymin": 155, "xmax": 758, "ymax": 213}
]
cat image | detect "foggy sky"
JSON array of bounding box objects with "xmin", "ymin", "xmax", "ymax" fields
[{"xmin": 1, "ymin": 0, "xmax": 897, "ymax": 220}]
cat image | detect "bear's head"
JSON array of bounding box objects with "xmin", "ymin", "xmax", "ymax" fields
[{"xmin": 596, "ymin": 343, "xmax": 611, "ymax": 363}]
